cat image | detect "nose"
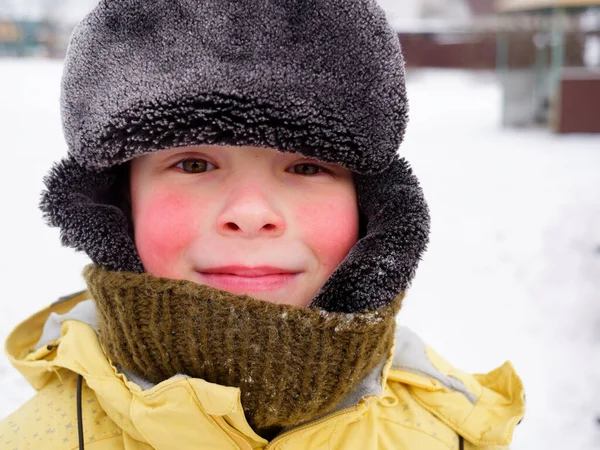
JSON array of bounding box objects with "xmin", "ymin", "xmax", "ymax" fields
[{"xmin": 216, "ymin": 186, "xmax": 286, "ymax": 238}]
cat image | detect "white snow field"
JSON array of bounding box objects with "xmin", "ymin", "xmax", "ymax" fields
[{"xmin": 0, "ymin": 60, "xmax": 599, "ymax": 449}]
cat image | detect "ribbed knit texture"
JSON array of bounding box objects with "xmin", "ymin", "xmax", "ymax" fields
[{"xmin": 84, "ymin": 265, "xmax": 403, "ymax": 431}]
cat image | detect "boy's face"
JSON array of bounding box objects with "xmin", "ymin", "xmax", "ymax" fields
[{"xmin": 130, "ymin": 145, "xmax": 359, "ymax": 307}]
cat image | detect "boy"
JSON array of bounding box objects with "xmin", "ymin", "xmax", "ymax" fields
[{"xmin": 0, "ymin": 0, "xmax": 525, "ymax": 449}]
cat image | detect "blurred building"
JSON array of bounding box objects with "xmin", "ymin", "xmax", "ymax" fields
[
  {"xmin": 496, "ymin": 0, "xmax": 600, "ymax": 133},
  {"xmin": 385, "ymin": 0, "xmax": 499, "ymax": 69},
  {"xmin": 383, "ymin": 0, "xmax": 600, "ymax": 134},
  {"xmin": 0, "ymin": 0, "xmax": 96, "ymax": 56},
  {"xmin": 0, "ymin": 17, "xmax": 58, "ymax": 57},
  {"xmin": 380, "ymin": 0, "xmax": 471, "ymax": 32}
]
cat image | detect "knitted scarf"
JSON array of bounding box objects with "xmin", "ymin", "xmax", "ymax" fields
[{"xmin": 84, "ymin": 265, "xmax": 403, "ymax": 434}]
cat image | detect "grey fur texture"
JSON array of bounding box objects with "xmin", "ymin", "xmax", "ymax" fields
[
  {"xmin": 313, "ymin": 158, "xmax": 430, "ymax": 312},
  {"xmin": 40, "ymin": 0, "xmax": 431, "ymax": 313},
  {"xmin": 41, "ymin": 159, "xmax": 144, "ymax": 274},
  {"xmin": 60, "ymin": 0, "xmax": 407, "ymax": 174}
]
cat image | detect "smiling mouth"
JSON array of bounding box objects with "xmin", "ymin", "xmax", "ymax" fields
[{"xmin": 195, "ymin": 266, "xmax": 301, "ymax": 293}]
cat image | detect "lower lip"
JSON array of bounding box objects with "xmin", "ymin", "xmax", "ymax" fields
[{"xmin": 197, "ymin": 273, "xmax": 299, "ymax": 293}]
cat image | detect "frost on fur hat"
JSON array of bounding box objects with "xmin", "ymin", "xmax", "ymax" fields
[
  {"xmin": 41, "ymin": 0, "xmax": 430, "ymax": 313},
  {"xmin": 61, "ymin": 0, "xmax": 408, "ymax": 173}
]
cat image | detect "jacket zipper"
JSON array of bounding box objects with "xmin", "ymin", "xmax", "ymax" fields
[
  {"xmin": 264, "ymin": 404, "xmax": 363, "ymax": 450},
  {"xmin": 213, "ymin": 417, "xmax": 255, "ymax": 450}
]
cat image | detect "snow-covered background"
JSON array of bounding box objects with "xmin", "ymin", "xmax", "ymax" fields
[
  {"xmin": 1, "ymin": 4, "xmax": 600, "ymax": 447},
  {"xmin": 1, "ymin": 59, "xmax": 599, "ymax": 450}
]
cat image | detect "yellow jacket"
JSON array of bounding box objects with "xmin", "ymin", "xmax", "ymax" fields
[{"xmin": 1, "ymin": 291, "xmax": 524, "ymax": 450}]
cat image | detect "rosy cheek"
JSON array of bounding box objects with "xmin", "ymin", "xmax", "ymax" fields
[
  {"xmin": 295, "ymin": 199, "xmax": 359, "ymax": 273},
  {"xmin": 134, "ymin": 190, "xmax": 203, "ymax": 279}
]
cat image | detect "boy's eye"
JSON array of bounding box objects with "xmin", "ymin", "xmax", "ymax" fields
[
  {"xmin": 176, "ymin": 159, "xmax": 215, "ymax": 173},
  {"xmin": 288, "ymin": 163, "xmax": 326, "ymax": 176}
]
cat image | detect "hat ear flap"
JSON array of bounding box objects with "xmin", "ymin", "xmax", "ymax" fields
[
  {"xmin": 40, "ymin": 156, "xmax": 144, "ymax": 273},
  {"xmin": 309, "ymin": 157, "xmax": 430, "ymax": 313}
]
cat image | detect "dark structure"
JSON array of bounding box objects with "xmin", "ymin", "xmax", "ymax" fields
[
  {"xmin": 0, "ymin": 20, "xmax": 57, "ymax": 57},
  {"xmin": 398, "ymin": 1, "xmax": 498, "ymax": 70},
  {"xmin": 496, "ymin": 0, "xmax": 600, "ymax": 133}
]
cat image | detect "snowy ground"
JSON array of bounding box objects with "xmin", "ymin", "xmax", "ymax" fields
[{"xmin": 0, "ymin": 60, "xmax": 599, "ymax": 449}]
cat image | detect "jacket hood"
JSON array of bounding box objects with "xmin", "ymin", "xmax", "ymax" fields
[{"xmin": 5, "ymin": 291, "xmax": 525, "ymax": 448}]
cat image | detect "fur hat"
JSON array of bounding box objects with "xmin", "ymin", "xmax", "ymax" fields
[{"xmin": 41, "ymin": 0, "xmax": 430, "ymax": 313}]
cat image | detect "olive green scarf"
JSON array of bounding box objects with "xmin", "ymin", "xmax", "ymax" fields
[{"xmin": 84, "ymin": 265, "xmax": 403, "ymax": 434}]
